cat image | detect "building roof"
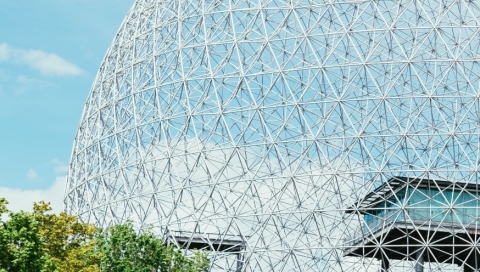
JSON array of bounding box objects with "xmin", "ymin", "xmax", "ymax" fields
[{"xmin": 345, "ymin": 176, "xmax": 480, "ymax": 214}]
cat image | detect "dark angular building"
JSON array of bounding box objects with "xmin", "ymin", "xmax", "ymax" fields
[{"xmin": 346, "ymin": 177, "xmax": 480, "ymax": 272}]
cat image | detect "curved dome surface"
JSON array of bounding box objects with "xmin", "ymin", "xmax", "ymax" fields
[{"xmin": 66, "ymin": 0, "xmax": 480, "ymax": 271}]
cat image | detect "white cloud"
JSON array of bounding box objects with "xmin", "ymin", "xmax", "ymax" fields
[
  {"xmin": 15, "ymin": 75, "xmax": 52, "ymax": 94},
  {"xmin": 15, "ymin": 76, "xmax": 53, "ymax": 94},
  {"xmin": 0, "ymin": 43, "xmax": 9, "ymax": 61},
  {"xmin": 27, "ymin": 169, "xmax": 38, "ymax": 180},
  {"xmin": 50, "ymin": 158, "xmax": 69, "ymax": 174},
  {"xmin": 20, "ymin": 49, "xmax": 82, "ymax": 76},
  {"xmin": 55, "ymin": 165, "xmax": 69, "ymax": 173},
  {"xmin": 0, "ymin": 43, "xmax": 82, "ymax": 76},
  {"xmin": 0, "ymin": 176, "xmax": 65, "ymax": 213}
]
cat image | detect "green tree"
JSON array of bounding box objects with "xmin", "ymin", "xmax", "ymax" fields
[
  {"xmin": 0, "ymin": 199, "xmax": 100, "ymax": 272},
  {"xmin": 96, "ymin": 222, "xmax": 208, "ymax": 272},
  {"xmin": 0, "ymin": 198, "xmax": 51, "ymax": 272},
  {"xmin": 0, "ymin": 199, "xmax": 208, "ymax": 272},
  {"xmin": 33, "ymin": 201, "xmax": 100, "ymax": 272}
]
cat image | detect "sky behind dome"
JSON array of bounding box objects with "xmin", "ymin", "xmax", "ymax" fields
[{"xmin": 0, "ymin": 0, "xmax": 134, "ymax": 212}]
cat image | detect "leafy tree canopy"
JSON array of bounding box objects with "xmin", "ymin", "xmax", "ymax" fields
[
  {"xmin": 0, "ymin": 198, "xmax": 209, "ymax": 272},
  {"xmin": 97, "ymin": 222, "xmax": 208, "ymax": 272},
  {"xmin": 0, "ymin": 199, "xmax": 99, "ymax": 272}
]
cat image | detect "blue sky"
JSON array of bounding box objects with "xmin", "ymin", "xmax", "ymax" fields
[{"xmin": 0, "ymin": 0, "xmax": 134, "ymax": 211}]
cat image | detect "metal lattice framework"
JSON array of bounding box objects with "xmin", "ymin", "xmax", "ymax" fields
[{"xmin": 66, "ymin": 0, "xmax": 480, "ymax": 271}]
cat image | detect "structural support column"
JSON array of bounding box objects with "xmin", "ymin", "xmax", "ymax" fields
[
  {"xmin": 465, "ymin": 250, "xmax": 479, "ymax": 272},
  {"xmin": 416, "ymin": 250, "xmax": 424, "ymax": 272},
  {"xmin": 464, "ymin": 263, "xmax": 474, "ymax": 272},
  {"xmin": 236, "ymin": 253, "xmax": 243, "ymax": 272},
  {"xmin": 381, "ymin": 253, "xmax": 390, "ymax": 272}
]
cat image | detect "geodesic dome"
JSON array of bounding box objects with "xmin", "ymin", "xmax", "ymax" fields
[{"xmin": 66, "ymin": 0, "xmax": 480, "ymax": 271}]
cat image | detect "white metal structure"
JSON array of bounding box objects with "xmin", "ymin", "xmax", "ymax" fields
[{"xmin": 66, "ymin": 0, "xmax": 480, "ymax": 271}]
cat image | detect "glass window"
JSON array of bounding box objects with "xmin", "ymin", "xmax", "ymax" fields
[
  {"xmin": 455, "ymin": 190, "xmax": 478, "ymax": 225},
  {"xmin": 408, "ymin": 188, "xmax": 430, "ymax": 221},
  {"xmin": 363, "ymin": 184, "xmax": 480, "ymax": 231},
  {"xmin": 363, "ymin": 190, "xmax": 405, "ymax": 233},
  {"xmin": 430, "ymin": 189, "xmax": 443, "ymax": 222}
]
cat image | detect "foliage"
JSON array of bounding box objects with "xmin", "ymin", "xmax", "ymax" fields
[
  {"xmin": 33, "ymin": 201, "xmax": 101, "ymax": 272},
  {"xmin": 0, "ymin": 207, "xmax": 46, "ymax": 271},
  {"xmin": 0, "ymin": 198, "xmax": 99, "ymax": 272},
  {"xmin": 0, "ymin": 199, "xmax": 209, "ymax": 272},
  {"xmin": 96, "ymin": 222, "xmax": 209, "ymax": 272}
]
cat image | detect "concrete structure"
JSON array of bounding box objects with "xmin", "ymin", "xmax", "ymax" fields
[
  {"xmin": 346, "ymin": 177, "xmax": 480, "ymax": 272},
  {"xmin": 167, "ymin": 231, "xmax": 246, "ymax": 272}
]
